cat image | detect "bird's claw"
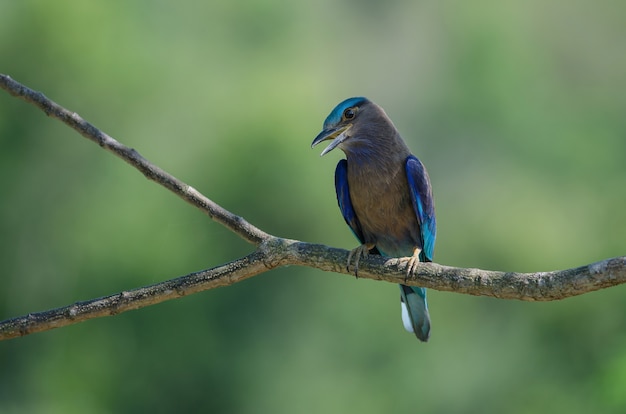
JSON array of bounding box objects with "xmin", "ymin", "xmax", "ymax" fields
[
  {"xmin": 347, "ymin": 244, "xmax": 374, "ymax": 277},
  {"xmin": 405, "ymin": 248, "xmax": 422, "ymax": 282}
]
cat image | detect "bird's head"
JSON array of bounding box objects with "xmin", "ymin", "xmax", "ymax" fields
[{"xmin": 311, "ymin": 97, "xmax": 397, "ymax": 157}]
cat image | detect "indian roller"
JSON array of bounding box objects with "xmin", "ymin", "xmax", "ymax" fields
[{"xmin": 311, "ymin": 97, "xmax": 436, "ymax": 342}]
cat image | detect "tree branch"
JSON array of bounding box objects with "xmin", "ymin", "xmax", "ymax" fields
[
  {"xmin": 0, "ymin": 74, "xmax": 269, "ymax": 246},
  {"xmin": 1, "ymin": 73, "xmax": 625, "ymax": 341}
]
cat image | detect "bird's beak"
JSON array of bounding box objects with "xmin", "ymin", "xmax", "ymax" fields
[{"xmin": 311, "ymin": 124, "xmax": 352, "ymax": 156}]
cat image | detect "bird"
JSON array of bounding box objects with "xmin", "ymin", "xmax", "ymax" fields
[{"xmin": 311, "ymin": 97, "xmax": 436, "ymax": 342}]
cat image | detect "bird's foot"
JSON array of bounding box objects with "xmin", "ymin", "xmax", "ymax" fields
[
  {"xmin": 405, "ymin": 247, "xmax": 422, "ymax": 282},
  {"xmin": 347, "ymin": 243, "xmax": 375, "ymax": 277}
]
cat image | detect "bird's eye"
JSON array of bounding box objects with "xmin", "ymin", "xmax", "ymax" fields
[{"xmin": 343, "ymin": 107, "xmax": 356, "ymax": 120}]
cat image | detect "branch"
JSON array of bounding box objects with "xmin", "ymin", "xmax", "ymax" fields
[
  {"xmin": 0, "ymin": 74, "xmax": 269, "ymax": 246},
  {"xmin": 1, "ymin": 73, "xmax": 625, "ymax": 341},
  {"xmin": 1, "ymin": 238, "xmax": 624, "ymax": 340}
]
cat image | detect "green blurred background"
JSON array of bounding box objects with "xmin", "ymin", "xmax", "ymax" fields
[{"xmin": 1, "ymin": 1, "xmax": 625, "ymax": 413}]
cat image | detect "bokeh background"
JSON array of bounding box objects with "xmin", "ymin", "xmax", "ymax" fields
[{"xmin": 1, "ymin": 1, "xmax": 625, "ymax": 413}]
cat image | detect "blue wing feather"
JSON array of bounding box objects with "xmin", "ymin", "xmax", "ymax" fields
[
  {"xmin": 334, "ymin": 159, "xmax": 365, "ymax": 244},
  {"xmin": 405, "ymin": 155, "xmax": 436, "ymax": 262}
]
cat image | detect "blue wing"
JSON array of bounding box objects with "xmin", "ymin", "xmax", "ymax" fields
[
  {"xmin": 405, "ymin": 155, "xmax": 436, "ymax": 262},
  {"xmin": 334, "ymin": 159, "xmax": 365, "ymax": 244}
]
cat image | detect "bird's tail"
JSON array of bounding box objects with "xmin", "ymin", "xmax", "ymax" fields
[{"xmin": 399, "ymin": 284, "xmax": 431, "ymax": 342}]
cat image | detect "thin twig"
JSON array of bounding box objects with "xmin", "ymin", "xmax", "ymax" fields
[
  {"xmin": 0, "ymin": 74, "xmax": 269, "ymax": 245},
  {"xmin": 0, "ymin": 250, "xmax": 270, "ymax": 340}
]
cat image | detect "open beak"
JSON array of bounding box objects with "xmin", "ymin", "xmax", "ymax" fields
[{"xmin": 311, "ymin": 124, "xmax": 352, "ymax": 156}]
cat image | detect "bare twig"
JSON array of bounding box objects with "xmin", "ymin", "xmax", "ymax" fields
[
  {"xmin": 1, "ymin": 73, "xmax": 625, "ymax": 341},
  {"xmin": 0, "ymin": 74, "xmax": 269, "ymax": 245}
]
